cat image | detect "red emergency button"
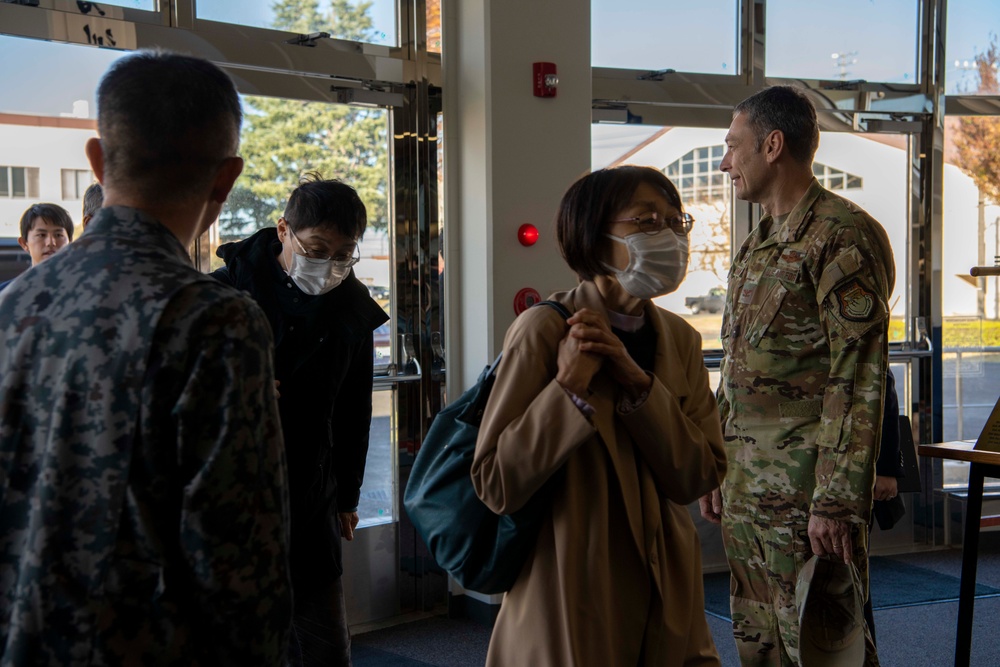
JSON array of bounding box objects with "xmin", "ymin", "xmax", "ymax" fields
[
  {"xmin": 518, "ymin": 223, "xmax": 539, "ymax": 247},
  {"xmin": 513, "ymin": 287, "xmax": 542, "ymax": 315}
]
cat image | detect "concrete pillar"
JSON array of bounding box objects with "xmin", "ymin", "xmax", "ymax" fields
[{"xmin": 443, "ymin": 0, "xmax": 589, "ymax": 394}]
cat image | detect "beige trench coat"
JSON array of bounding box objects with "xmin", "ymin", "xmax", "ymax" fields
[{"xmin": 472, "ymin": 281, "xmax": 727, "ymax": 667}]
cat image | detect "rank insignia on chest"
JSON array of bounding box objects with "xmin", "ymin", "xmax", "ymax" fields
[{"xmin": 835, "ymin": 279, "xmax": 876, "ymax": 322}]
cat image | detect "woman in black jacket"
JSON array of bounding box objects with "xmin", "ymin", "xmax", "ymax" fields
[{"xmin": 213, "ymin": 175, "xmax": 388, "ymax": 667}]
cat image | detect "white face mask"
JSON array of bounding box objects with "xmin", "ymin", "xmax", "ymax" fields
[
  {"xmin": 603, "ymin": 230, "xmax": 689, "ymax": 299},
  {"xmin": 287, "ymin": 252, "xmax": 352, "ymax": 295}
]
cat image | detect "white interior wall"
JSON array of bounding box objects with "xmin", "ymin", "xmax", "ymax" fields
[{"xmin": 445, "ymin": 0, "xmax": 588, "ymax": 394}]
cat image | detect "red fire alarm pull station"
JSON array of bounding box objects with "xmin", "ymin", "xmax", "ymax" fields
[
  {"xmin": 533, "ymin": 62, "xmax": 558, "ymax": 98},
  {"xmin": 513, "ymin": 287, "xmax": 542, "ymax": 315}
]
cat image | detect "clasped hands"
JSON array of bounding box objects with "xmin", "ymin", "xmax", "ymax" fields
[{"xmin": 555, "ymin": 308, "xmax": 651, "ymax": 401}]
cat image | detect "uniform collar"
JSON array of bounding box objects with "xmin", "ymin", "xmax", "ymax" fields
[
  {"xmin": 764, "ymin": 178, "xmax": 825, "ymax": 245},
  {"xmin": 83, "ymin": 205, "xmax": 193, "ymax": 265}
]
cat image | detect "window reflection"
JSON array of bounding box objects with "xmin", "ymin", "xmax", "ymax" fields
[
  {"xmin": 427, "ymin": 0, "xmax": 441, "ymax": 53},
  {"xmin": 74, "ymin": 0, "xmax": 155, "ymax": 10},
  {"xmin": 358, "ymin": 388, "xmax": 395, "ymax": 527},
  {"xmin": 197, "ymin": 0, "xmax": 397, "ymax": 47}
]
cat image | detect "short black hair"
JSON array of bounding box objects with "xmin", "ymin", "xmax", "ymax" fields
[
  {"xmin": 96, "ymin": 50, "xmax": 242, "ymax": 204},
  {"xmin": 283, "ymin": 172, "xmax": 367, "ymax": 240},
  {"xmin": 20, "ymin": 203, "xmax": 74, "ymax": 241},
  {"xmin": 556, "ymin": 165, "xmax": 683, "ymax": 281},
  {"xmin": 733, "ymin": 85, "xmax": 820, "ymax": 165},
  {"xmin": 82, "ymin": 182, "xmax": 103, "ymax": 220}
]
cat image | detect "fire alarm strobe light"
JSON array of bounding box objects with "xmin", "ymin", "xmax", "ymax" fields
[
  {"xmin": 518, "ymin": 223, "xmax": 539, "ymax": 246},
  {"xmin": 533, "ymin": 62, "xmax": 558, "ymax": 98}
]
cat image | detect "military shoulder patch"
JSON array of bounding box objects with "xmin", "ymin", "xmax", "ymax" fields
[{"xmin": 834, "ymin": 279, "xmax": 876, "ymax": 322}]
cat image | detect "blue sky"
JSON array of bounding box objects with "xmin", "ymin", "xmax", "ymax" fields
[
  {"xmin": 593, "ymin": 0, "xmax": 1000, "ymax": 88},
  {"xmin": 0, "ymin": 0, "xmax": 997, "ymax": 117}
]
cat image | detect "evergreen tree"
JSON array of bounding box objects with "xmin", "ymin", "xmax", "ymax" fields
[{"xmin": 221, "ymin": 0, "xmax": 388, "ymax": 241}]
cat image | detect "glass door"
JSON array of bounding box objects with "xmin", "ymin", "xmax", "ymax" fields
[{"xmin": 0, "ymin": 0, "xmax": 442, "ymax": 625}]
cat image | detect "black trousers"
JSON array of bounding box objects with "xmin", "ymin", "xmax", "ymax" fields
[{"xmin": 288, "ymin": 575, "xmax": 352, "ymax": 667}]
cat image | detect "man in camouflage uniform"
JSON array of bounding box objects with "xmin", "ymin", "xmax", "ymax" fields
[
  {"xmin": 699, "ymin": 86, "xmax": 894, "ymax": 666},
  {"xmin": 0, "ymin": 52, "xmax": 292, "ymax": 664}
]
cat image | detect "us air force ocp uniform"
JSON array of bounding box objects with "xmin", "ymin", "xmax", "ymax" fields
[{"xmin": 717, "ymin": 179, "xmax": 894, "ymax": 666}]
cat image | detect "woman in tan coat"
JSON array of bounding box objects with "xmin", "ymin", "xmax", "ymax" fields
[{"xmin": 472, "ymin": 165, "xmax": 727, "ymax": 666}]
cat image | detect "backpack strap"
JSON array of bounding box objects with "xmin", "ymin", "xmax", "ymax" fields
[
  {"xmin": 469, "ymin": 300, "xmax": 573, "ymax": 424},
  {"xmin": 486, "ymin": 300, "xmax": 571, "ymax": 374},
  {"xmin": 536, "ymin": 299, "xmax": 572, "ymax": 321}
]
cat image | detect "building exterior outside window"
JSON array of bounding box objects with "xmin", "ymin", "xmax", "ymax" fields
[
  {"xmin": 61, "ymin": 168, "xmax": 94, "ymax": 200},
  {"xmin": 0, "ymin": 166, "xmax": 40, "ymax": 199},
  {"xmin": 665, "ymin": 144, "xmax": 862, "ymax": 204}
]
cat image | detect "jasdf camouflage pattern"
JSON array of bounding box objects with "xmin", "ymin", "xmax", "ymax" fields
[
  {"xmin": 717, "ymin": 180, "xmax": 893, "ymax": 666},
  {"xmin": 0, "ymin": 206, "xmax": 292, "ymax": 665}
]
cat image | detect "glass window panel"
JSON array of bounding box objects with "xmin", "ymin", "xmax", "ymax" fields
[
  {"xmin": 592, "ymin": 125, "xmax": 910, "ymax": 352},
  {"xmin": 77, "ymin": 169, "xmax": 93, "ymax": 196},
  {"xmin": 80, "ymin": 0, "xmax": 155, "ymax": 8},
  {"xmin": 61, "ymin": 168, "xmax": 92, "ymax": 200},
  {"xmin": 426, "ymin": 0, "xmax": 441, "ymax": 54},
  {"xmin": 196, "ymin": 0, "xmax": 397, "ymax": 47},
  {"xmin": 592, "ymin": 0, "xmax": 738, "ymax": 75},
  {"xmin": 941, "ymin": 119, "xmax": 1000, "ymax": 444},
  {"xmin": 26, "ymin": 168, "xmax": 39, "ymax": 199},
  {"xmin": 682, "ymin": 162, "xmax": 694, "ymax": 175},
  {"xmin": 215, "ymin": 93, "xmax": 391, "ymax": 369},
  {"xmin": 766, "ymin": 0, "xmax": 919, "ymax": 84},
  {"xmin": 946, "ymin": 1, "xmax": 1000, "ymax": 95},
  {"xmin": 358, "ymin": 387, "xmax": 395, "ymax": 527},
  {"xmin": 11, "ymin": 168, "xmax": 25, "ymax": 198},
  {"xmin": 61, "ymin": 169, "xmax": 75, "ymax": 200},
  {"xmin": 0, "ymin": 36, "xmax": 119, "ymax": 235}
]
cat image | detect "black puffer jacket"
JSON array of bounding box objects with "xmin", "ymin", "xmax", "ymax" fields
[{"xmin": 213, "ymin": 227, "xmax": 388, "ymax": 581}]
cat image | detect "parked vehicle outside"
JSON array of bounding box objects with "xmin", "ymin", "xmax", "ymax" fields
[
  {"xmin": 368, "ymin": 285, "xmax": 390, "ymax": 301},
  {"xmin": 373, "ymin": 322, "xmax": 391, "ymax": 370},
  {"xmin": 684, "ymin": 286, "xmax": 726, "ymax": 314}
]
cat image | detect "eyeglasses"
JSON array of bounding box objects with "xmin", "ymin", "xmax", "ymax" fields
[
  {"xmin": 289, "ymin": 228, "xmax": 360, "ymax": 267},
  {"xmin": 613, "ymin": 212, "xmax": 695, "ymax": 236}
]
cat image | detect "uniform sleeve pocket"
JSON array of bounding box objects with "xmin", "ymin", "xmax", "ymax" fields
[{"xmin": 746, "ymin": 283, "xmax": 788, "ymax": 348}]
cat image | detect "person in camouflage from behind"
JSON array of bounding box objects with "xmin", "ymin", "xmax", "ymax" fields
[
  {"xmin": 699, "ymin": 85, "xmax": 894, "ymax": 667},
  {"xmin": 0, "ymin": 51, "xmax": 292, "ymax": 665}
]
